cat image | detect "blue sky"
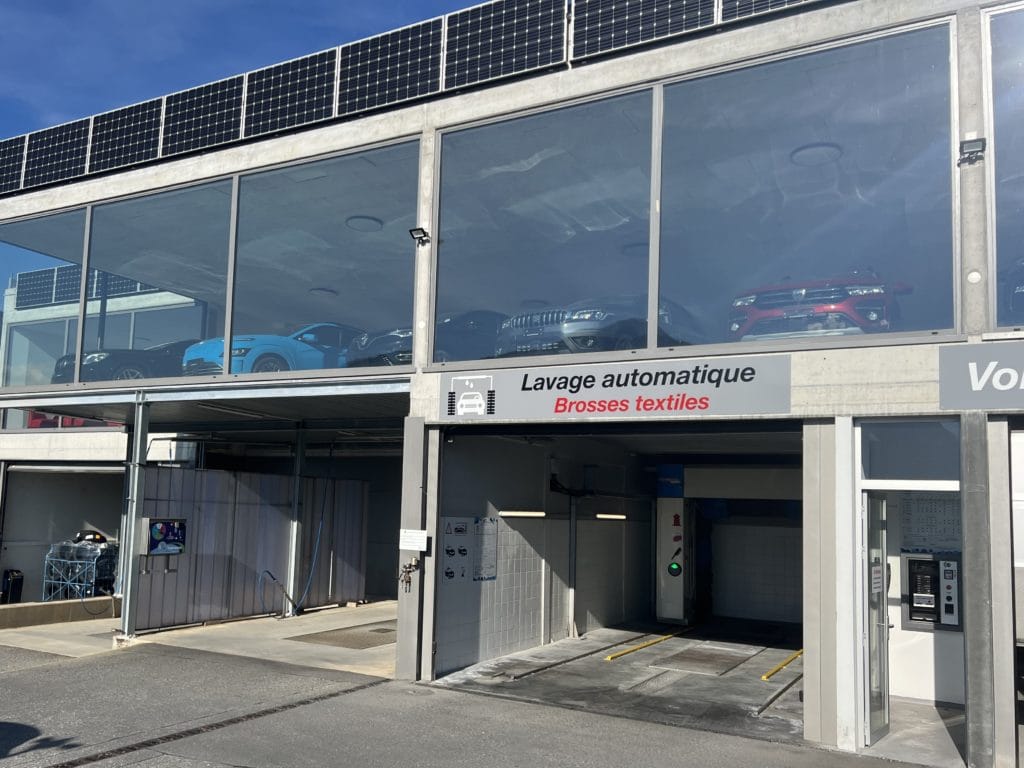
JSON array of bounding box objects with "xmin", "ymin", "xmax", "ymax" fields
[{"xmin": 0, "ymin": 0, "xmax": 470, "ymax": 139}]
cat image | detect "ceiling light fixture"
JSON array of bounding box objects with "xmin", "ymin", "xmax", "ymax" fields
[
  {"xmin": 346, "ymin": 215, "xmax": 384, "ymax": 232},
  {"xmin": 596, "ymin": 513, "xmax": 627, "ymax": 520},
  {"xmin": 789, "ymin": 141, "xmax": 842, "ymax": 167},
  {"xmin": 498, "ymin": 510, "xmax": 546, "ymax": 518}
]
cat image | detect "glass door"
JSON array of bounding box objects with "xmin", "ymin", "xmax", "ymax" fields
[{"xmin": 864, "ymin": 492, "xmax": 890, "ymax": 744}]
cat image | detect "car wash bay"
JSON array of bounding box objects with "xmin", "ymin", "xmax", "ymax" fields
[{"xmin": 429, "ymin": 423, "xmax": 806, "ymax": 741}]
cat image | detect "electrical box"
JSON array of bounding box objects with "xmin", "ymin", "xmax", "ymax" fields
[
  {"xmin": 656, "ymin": 498, "xmax": 694, "ymax": 624},
  {"xmin": 900, "ymin": 553, "xmax": 960, "ymax": 632}
]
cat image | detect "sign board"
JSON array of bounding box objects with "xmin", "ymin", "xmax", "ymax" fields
[
  {"xmin": 437, "ymin": 355, "xmax": 790, "ymax": 422},
  {"xmin": 399, "ymin": 528, "xmax": 429, "ymax": 552},
  {"xmin": 148, "ymin": 519, "xmax": 186, "ymax": 555},
  {"xmin": 940, "ymin": 342, "xmax": 1024, "ymax": 409}
]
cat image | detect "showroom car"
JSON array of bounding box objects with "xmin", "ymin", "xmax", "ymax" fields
[
  {"xmin": 182, "ymin": 322, "xmax": 364, "ymax": 375},
  {"xmin": 728, "ymin": 269, "xmax": 912, "ymax": 340},
  {"xmin": 51, "ymin": 338, "xmax": 200, "ymax": 383},
  {"xmin": 347, "ymin": 310, "xmax": 507, "ymax": 366},
  {"xmin": 493, "ymin": 295, "xmax": 702, "ymax": 357}
]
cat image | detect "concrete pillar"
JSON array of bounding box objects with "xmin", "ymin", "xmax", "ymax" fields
[
  {"xmin": 962, "ymin": 410, "xmax": 995, "ymax": 768},
  {"xmin": 119, "ymin": 398, "xmax": 149, "ymax": 638},
  {"xmin": 396, "ymin": 416, "xmax": 426, "ymax": 680},
  {"xmin": 985, "ymin": 417, "xmax": 1017, "ymax": 768},
  {"xmin": 285, "ymin": 431, "xmax": 306, "ymax": 616}
]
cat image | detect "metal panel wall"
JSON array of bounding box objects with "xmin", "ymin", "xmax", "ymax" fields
[
  {"xmin": 135, "ymin": 466, "xmax": 292, "ymax": 631},
  {"xmin": 297, "ymin": 477, "xmax": 369, "ymax": 609}
]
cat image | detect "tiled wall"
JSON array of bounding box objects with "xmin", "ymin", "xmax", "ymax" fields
[{"xmin": 711, "ymin": 521, "xmax": 802, "ymax": 623}]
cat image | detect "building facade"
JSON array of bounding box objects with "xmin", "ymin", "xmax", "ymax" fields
[{"xmin": 0, "ymin": 0, "xmax": 1020, "ymax": 765}]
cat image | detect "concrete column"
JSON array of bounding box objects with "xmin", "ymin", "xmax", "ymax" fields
[
  {"xmin": 961, "ymin": 410, "xmax": 995, "ymax": 768},
  {"xmin": 985, "ymin": 417, "xmax": 1017, "ymax": 768},
  {"xmin": 119, "ymin": 398, "xmax": 149, "ymax": 638},
  {"xmin": 801, "ymin": 417, "xmax": 859, "ymax": 752},
  {"xmin": 396, "ymin": 416, "xmax": 426, "ymax": 680}
]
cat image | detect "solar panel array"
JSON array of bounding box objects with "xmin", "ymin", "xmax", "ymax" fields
[
  {"xmin": 445, "ymin": 0, "xmax": 566, "ymax": 89},
  {"xmin": 16, "ymin": 266, "xmax": 162, "ymax": 310},
  {"xmin": 0, "ymin": 0, "xmax": 834, "ymax": 196},
  {"xmin": 245, "ymin": 50, "xmax": 336, "ymax": 137},
  {"xmin": 573, "ymin": 0, "xmax": 715, "ymax": 58},
  {"xmin": 339, "ymin": 20, "xmax": 443, "ymax": 116}
]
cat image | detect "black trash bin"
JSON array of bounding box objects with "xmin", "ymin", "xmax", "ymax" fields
[{"xmin": 1, "ymin": 569, "xmax": 24, "ymax": 604}]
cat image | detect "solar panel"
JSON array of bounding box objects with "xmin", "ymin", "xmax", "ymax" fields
[
  {"xmin": 14, "ymin": 268, "xmax": 56, "ymax": 309},
  {"xmin": 89, "ymin": 99, "xmax": 162, "ymax": 173},
  {"xmin": 23, "ymin": 120, "xmax": 90, "ymax": 188},
  {"xmin": 0, "ymin": 135, "xmax": 25, "ymax": 194},
  {"xmin": 245, "ymin": 50, "xmax": 337, "ymax": 137},
  {"xmin": 721, "ymin": 0, "xmax": 824, "ymax": 22},
  {"xmin": 163, "ymin": 77, "xmax": 244, "ymax": 156},
  {"xmin": 54, "ymin": 264, "xmax": 83, "ymax": 304},
  {"xmin": 572, "ymin": 0, "xmax": 715, "ymax": 59},
  {"xmin": 445, "ymin": 0, "xmax": 566, "ymax": 89},
  {"xmin": 339, "ymin": 20, "xmax": 443, "ymax": 116}
]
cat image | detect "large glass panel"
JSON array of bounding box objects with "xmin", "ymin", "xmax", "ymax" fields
[
  {"xmin": 661, "ymin": 27, "xmax": 953, "ymax": 346},
  {"xmin": 86, "ymin": 181, "xmax": 231, "ymax": 383},
  {"xmin": 437, "ymin": 92, "xmax": 659, "ymax": 362},
  {"xmin": 0, "ymin": 210, "xmax": 86, "ymax": 392},
  {"xmin": 861, "ymin": 419, "xmax": 960, "ymax": 481},
  {"xmin": 992, "ymin": 10, "xmax": 1024, "ymax": 326},
  {"xmin": 225, "ymin": 143, "xmax": 418, "ymax": 375}
]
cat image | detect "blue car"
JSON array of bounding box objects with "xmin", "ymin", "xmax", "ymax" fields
[{"xmin": 182, "ymin": 323, "xmax": 365, "ymax": 375}]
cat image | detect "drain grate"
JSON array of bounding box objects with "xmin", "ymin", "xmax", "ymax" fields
[{"xmin": 287, "ymin": 620, "xmax": 397, "ymax": 649}]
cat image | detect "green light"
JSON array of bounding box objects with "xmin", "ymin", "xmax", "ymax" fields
[{"xmin": 667, "ymin": 561, "xmax": 682, "ymax": 577}]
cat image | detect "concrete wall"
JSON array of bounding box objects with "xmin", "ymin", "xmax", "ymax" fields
[{"xmin": 0, "ymin": 470, "xmax": 123, "ymax": 601}]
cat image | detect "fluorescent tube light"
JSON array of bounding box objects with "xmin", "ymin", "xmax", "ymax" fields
[
  {"xmin": 596, "ymin": 513, "xmax": 627, "ymax": 520},
  {"xmin": 498, "ymin": 510, "xmax": 546, "ymax": 518}
]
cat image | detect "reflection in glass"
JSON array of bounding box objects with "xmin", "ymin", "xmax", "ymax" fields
[
  {"xmin": 661, "ymin": 26, "xmax": 953, "ymax": 345},
  {"xmin": 84, "ymin": 182, "xmax": 231, "ymax": 382},
  {"xmin": 861, "ymin": 420, "xmax": 960, "ymax": 481},
  {"xmin": 992, "ymin": 11, "xmax": 1024, "ymax": 326},
  {"xmin": 437, "ymin": 92, "xmax": 657, "ymax": 362},
  {"xmin": 220, "ymin": 143, "xmax": 418, "ymax": 374},
  {"xmin": 0, "ymin": 210, "xmax": 86, "ymax": 392}
]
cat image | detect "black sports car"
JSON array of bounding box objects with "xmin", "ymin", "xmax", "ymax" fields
[
  {"xmin": 347, "ymin": 310, "xmax": 507, "ymax": 367},
  {"xmin": 51, "ymin": 338, "xmax": 200, "ymax": 383}
]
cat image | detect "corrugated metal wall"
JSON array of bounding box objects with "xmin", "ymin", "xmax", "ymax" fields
[{"xmin": 135, "ymin": 467, "xmax": 367, "ymax": 631}]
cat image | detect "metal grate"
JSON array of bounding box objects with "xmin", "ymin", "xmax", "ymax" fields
[
  {"xmin": 445, "ymin": 0, "xmax": 566, "ymax": 89},
  {"xmin": 23, "ymin": 120, "xmax": 90, "ymax": 187},
  {"xmin": 89, "ymin": 99, "xmax": 162, "ymax": 173},
  {"xmin": 163, "ymin": 77, "xmax": 244, "ymax": 156},
  {"xmin": 572, "ymin": 0, "xmax": 715, "ymax": 59},
  {"xmin": 245, "ymin": 50, "xmax": 337, "ymax": 137},
  {"xmin": 338, "ymin": 20, "xmax": 444, "ymax": 116}
]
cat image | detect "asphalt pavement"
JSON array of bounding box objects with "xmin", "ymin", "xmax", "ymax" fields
[{"xmin": 0, "ymin": 629, "xmax": 927, "ymax": 768}]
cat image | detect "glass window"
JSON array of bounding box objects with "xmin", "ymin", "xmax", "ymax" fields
[
  {"xmin": 0, "ymin": 210, "xmax": 86, "ymax": 391},
  {"xmin": 861, "ymin": 420, "xmax": 960, "ymax": 481},
  {"xmin": 87, "ymin": 181, "xmax": 231, "ymax": 383},
  {"xmin": 437, "ymin": 92, "xmax": 656, "ymax": 362},
  {"xmin": 992, "ymin": 10, "xmax": 1024, "ymax": 326},
  {"xmin": 661, "ymin": 27, "xmax": 953, "ymax": 346},
  {"xmin": 229, "ymin": 142, "xmax": 418, "ymax": 375}
]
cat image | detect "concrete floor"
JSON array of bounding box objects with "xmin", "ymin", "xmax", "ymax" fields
[
  {"xmin": 0, "ymin": 599, "xmax": 399, "ymax": 677},
  {"xmin": 863, "ymin": 697, "xmax": 965, "ymax": 768},
  {"xmin": 434, "ymin": 621, "xmax": 806, "ymax": 743}
]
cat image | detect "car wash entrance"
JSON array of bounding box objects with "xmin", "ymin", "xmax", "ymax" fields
[{"xmin": 430, "ymin": 422, "xmax": 805, "ymax": 741}]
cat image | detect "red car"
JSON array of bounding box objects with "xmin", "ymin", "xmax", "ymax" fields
[{"xmin": 729, "ymin": 270, "xmax": 912, "ymax": 340}]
